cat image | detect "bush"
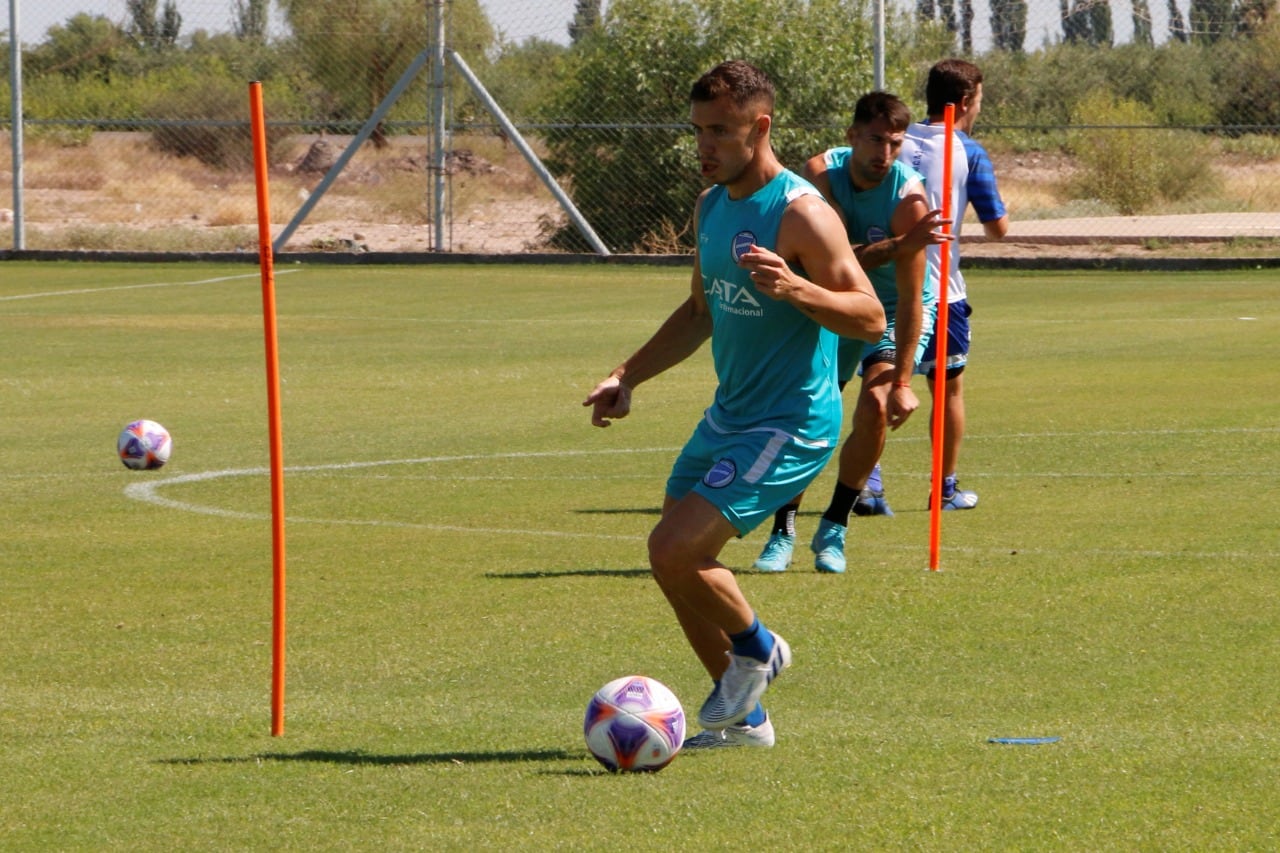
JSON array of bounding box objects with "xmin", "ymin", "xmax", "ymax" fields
[{"xmin": 1066, "ymin": 91, "xmax": 1215, "ymax": 215}]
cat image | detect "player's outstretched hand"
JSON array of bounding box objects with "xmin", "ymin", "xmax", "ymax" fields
[
  {"xmin": 584, "ymin": 375, "xmax": 632, "ymax": 428},
  {"xmin": 902, "ymin": 209, "xmax": 955, "ymax": 254}
]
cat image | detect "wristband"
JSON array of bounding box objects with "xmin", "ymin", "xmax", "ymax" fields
[{"xmin": 892, "ymin": 381, "xmax": 912, "ymax": 389}]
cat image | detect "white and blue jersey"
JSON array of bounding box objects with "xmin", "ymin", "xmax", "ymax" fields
[{"xmin": 899, "ymin": 121, "xmax": 1006, "ymax": 303}]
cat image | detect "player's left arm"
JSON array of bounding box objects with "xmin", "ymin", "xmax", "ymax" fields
[
  {"xmin": 968, "ymin": 144, "xmax": 1009, "ymax": 241},
  {"xmin": 737, "ymin": 193, "xmax": 885, "ymax": 343},
  {"xmin": 885, "ymin": 186, "xmax": 930, "ymax": 429}
]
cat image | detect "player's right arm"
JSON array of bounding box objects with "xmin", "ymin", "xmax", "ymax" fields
[
  {"xmin": 854, "ymin": 208, "xmax": 954, "ymax": 271},
  {"xmin": 584, "ymin": 192, "xmax": 715, "ymax": 428}
]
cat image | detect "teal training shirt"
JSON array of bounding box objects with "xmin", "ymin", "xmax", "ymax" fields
[
  {"xmin": 696, "ymin": 170, "xmax": 842, "ymax": 446},
  {"xmin": 820, "ymin": 150, "xmax": 937, "ymax": 318}
]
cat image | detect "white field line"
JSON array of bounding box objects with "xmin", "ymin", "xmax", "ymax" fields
[
  {"xmin": 121, "ymin": 438, "xmax": 1279, "ymax": 559},
  {"xmin": 0, "ymin": 269, "xmax": 300, "ymax": 302}
]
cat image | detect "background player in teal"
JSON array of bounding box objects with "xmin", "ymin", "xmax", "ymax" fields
[
  {"xmin": 753, "ymin": 92, "xmax": 937, "ymax": 574},
  {"xmin": 584, "ymin": 61, "xmax": 884, "ymax": 749}
]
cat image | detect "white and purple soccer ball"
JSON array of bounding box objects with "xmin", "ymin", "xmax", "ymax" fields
[
  {"xmin": 584, "ymin": 675, "xmax": 685, "ymax": 772},
  {"xmin": 117, "ymin": 420, "xmax": 172, "ymax": 470}
]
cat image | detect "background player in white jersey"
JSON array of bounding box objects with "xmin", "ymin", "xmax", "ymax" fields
[
  {"xmin": 752, "ymin": 92, "xmax": 938, "ymax": 574},
  {"xmin": 860, "ymin": 59, "xmax": 1009, "ymax": 509},
  {"xmin": 584, "ymin": 61, "xmax": 884, "ymax": 748},
  {"xmin": 899, "ymin": 58, "xmax": 1008, "ymax": 510}
]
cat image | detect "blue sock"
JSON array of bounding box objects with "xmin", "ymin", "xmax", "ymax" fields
[
  {"xmin": 943, "ymin": 474, "xmax": 957, "ymax": 499},
  {"xmin": 729, "ymin": 616, "xmax": 775, "ymax": 663},
  {"xmin": 867, "ymin": 463, "xmax": 883, "ymax": 493},
  {"xmin": 743, "ymin": 702, "xmax": 768, "ymax": 727}
]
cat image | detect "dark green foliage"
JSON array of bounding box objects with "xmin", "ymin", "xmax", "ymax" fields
[{"xmin": 538, "ymin": 0, "xmax": 916, "ymax": 252}]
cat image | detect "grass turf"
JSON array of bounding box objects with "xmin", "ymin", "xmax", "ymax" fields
[{"xmin": 1, "ymin": 261, "xmax": 1277, "ymax": 850}]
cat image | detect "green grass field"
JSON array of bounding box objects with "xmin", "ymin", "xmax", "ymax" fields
[{"xmin": 2, "ymin": 261, "xmax": 1277, "ymax": 850}]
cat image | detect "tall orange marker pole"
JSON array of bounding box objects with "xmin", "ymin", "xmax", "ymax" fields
[
  {"xmin": 927, "ymin": 103, "xmax": 956, "ymax": 572},
  {"xmin": 249, "ymin": 81, "xmax": 288, "ymax": 735}
]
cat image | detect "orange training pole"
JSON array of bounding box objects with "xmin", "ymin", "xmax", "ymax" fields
[
  {"xmin": 927, "ymin": 104, "xmax": 956, "ymax": 572},
  {"xmin": 250, "ymin": 81, "xmax": 288, "ymax": 735}
]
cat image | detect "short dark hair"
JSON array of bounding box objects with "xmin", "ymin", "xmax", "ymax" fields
[
  {"xmin": 925, "ymin": 58, "xmax": 984, "ymax": 116},
  {"xmin": 690, "ymin": 60, "xmax": 775, "ymax": 115},
  {"xmin": 850, "ymin": 91, "xmax": 911, "ymax": 132}
]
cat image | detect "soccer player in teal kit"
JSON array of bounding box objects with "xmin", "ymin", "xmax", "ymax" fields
[{"xmin": 584, "ymin": 61, "xmax": 885, "ymax": 748}]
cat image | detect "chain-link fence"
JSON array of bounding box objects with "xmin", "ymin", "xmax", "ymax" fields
[{"xmin": 3, "ymin": 0, "xmax": 1278, "ymax": 256}]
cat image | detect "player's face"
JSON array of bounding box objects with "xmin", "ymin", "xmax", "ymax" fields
[
  {"xmin": 846, "ymin": 116, "xmax": 905, "ymax": 189},
  {"xmin": 691, "ymin": 96, "xmax": 767, "ymax": 187},
  {"xmin": 958, "ymin": 83, "xmax": 984, "ymax": 132}
]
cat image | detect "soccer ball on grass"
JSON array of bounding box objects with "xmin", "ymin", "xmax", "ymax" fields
[
  {"xmin": 117, "ymin": 420, "xmax": 172, "ymax": 470},
  {"xmin": 584, "ymin": 675, "xmax": 685, "ymax": 772}
]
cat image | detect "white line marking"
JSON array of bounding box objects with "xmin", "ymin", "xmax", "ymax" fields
[
  {"xmin": 0, "ymin": 269, "xmax": 300, "ymax": 302},
  {"xmin": 121, "ymin": 440, "xmax": 1279, "ymax": 559}
]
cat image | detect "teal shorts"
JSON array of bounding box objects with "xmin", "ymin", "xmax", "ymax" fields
[
  {"xmin": 666, "ymin": 416, "xmax": 836, "ymax": 536},
  {"xmin": 837, "ymin": 304, "xmax": 938, "ymax": 383}
]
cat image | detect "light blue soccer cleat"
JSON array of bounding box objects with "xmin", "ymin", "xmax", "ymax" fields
[
  {"xmin": 753, "ymin": 533, "xmax": 795, "ymax": 572},
  {"xmin": 697, "ymin": 633, "xmax": 792, "ymax": 730},
  {"xmin": 810, "ymin": 519, "xmax": 848, "ymax": 574},
  {"xmin": 682, "ymin": 714, "xmax": 776, "ymax": 750}
]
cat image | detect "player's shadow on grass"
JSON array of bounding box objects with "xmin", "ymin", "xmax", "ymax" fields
[
  {"xmin": 573, "ymin": 507, "xmax": 662, "ymax": 516},
  {"xmin": 158, "ymin": 747, "xmax": 577, "ymax": 767},
  {"xmin": 485, "ymin": 567, "xmax": 652, "ymax": 579}
]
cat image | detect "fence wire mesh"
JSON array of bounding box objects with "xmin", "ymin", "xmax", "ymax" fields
[{"xmin": 3, "ymin": 0, "xmax": 1279, "ymax": 256}]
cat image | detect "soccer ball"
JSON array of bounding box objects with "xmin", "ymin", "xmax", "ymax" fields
[
  {"xmin": 117, "ymin": 420, "xmax": 172, "ymax": 470},
  {"xmin": 584, "ymin": 675, "xmax": 685, "ymax": 772}
]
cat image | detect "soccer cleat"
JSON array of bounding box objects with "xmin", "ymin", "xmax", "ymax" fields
[
  {"xmin": 810, "ymin": 519, "xmax": 848, "ymax": 574},
  {"xmin": 932, "ymin": 476, "xmax": 978, "ymax": 511},
  {"xmin": 682, "ymin": 715, "xmax": 776, "ymax": 750},
  {"xmin": 852, "ymin": 487, "xmax": 895, "ymax": 517},
  {"xmin": 697, "ymin": 633, "xmax": 791, "ymax": 730},
  {"xmin": 753, "ymin": 533, "xmax": 795, "ymax": 572},
  {"xmin": 942, "ymin": 487, "xmax": 979, "ymax": 510}
]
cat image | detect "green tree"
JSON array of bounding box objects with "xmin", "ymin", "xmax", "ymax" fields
[
  {"xmin": 1189, "ymin": 0, "xmax": 1233, "ymax": 42},
  {"xmin": 233, "ymin": 0, "xmax": 269, "ymax": 42},
  {"xmin": 26, "ymin": 14, "xmax": 128, "ymax": 82},
  {"xmin": 278, "ymin": 0, "xmax": 495, "ymax": 141},
  {"xmin": 1167, "ymin": 0, "xmax": 1190, "ymax": 41},
  {"xmin": 990, "ymin": 0, "xmax": 1027, "ymax": 51},
  {"xmin": 127, "ymin": 0, "xmax": 182, "ymax": 50},
  {"xmin": 568, "ymin": 0, "xmax": 602, "ymax": 43},
  {"xmin": 541, "ymin": 0, "xmax": 912, "ymax": 252},
  {"xmin": 1131, "ymin": 0, "xmax": 1153, "ymax": 44}
]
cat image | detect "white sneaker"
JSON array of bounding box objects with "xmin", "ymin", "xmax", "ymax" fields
[
  {"xmin": 682, "ymin": 715, "xmax": 776, "ymax": 750},
  {"xmin": 697, "ymin": 632, "xmax": 791, "ymax": 730}
]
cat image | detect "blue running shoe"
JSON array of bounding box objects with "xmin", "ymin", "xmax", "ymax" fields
[
  {"xmin": 697, "ymin": 633, "xmax": 791, "ymax": 730},
  {"xmin": 942, "ymin": 487, "xmax": 978, "ymax": 510},
  {"xmin": 935, "ymin": 475, "xmax": 978, "ymax": 511},
  {"xmin": 753, "ymin": 533, "xmax": 794, "ymax": 572},
  {"xmin": 852, "ymin": 487, "xmax": 894, "ymax": 517},
  {"xmin": 810, "ymin": 519, "xmax": 847, "ymax": 574}
]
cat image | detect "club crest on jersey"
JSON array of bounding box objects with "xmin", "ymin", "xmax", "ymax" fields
[
  {"xmin": 731, "ymin": 231, "xmax": 755, "ymax": 263},
  {"xmin": 867, "ymin": 226, "xmax": 888, "ymax": 243},
  {"xmin": 703, "ymin": 458, "xmax": 737, "ymax": 489}
]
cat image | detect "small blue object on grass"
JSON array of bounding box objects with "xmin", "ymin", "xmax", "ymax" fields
[{"xmin": 988, "ymin": 736, "xmax": 1061, "ymax": 745}]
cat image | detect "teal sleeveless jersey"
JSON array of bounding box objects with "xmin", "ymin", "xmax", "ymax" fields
[
  {"xmin": 820, "ymin": 150, "xmax": 937, "ymax": 318},
  {"xmin": 697, "ymin": 170, "xmax": 842, "ymax": 445}
]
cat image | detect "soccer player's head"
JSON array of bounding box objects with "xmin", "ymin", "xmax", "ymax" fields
[
  {"xmin": 845, "ymin": 91, "xmax": 911, "ymax": 186},
  {"xmin": 689, "ymin": 61, "xmax": 776, "ymax": 186},
  {"xmin": 926, "ymin": 58, "xmax": 985, "ymax": 123}
]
